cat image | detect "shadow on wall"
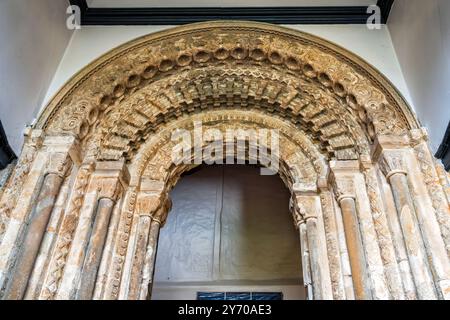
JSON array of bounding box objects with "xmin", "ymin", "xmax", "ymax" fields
[{"xmin": 0, "ymin": 120, "xmax": 16, "ymax": 170}]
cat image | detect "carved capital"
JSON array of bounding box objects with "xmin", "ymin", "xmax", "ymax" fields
[
  {"xmin": 136, "ymin": 193, "xmax": 163, "ymax": 217},
  {"xmin": 409, "ymin": 128, "xmax": 429, "ymax": 147},
  {"xmin": 334, "ymin": 179, "xmax": 356, "ymax": 203},
  {"xmin": 371, "ymin": 134, "xmax": 409, "ymax": 160},
  {"xmin": 46, "ymin": 152, "xmax": 73, "ymax": 178},
  {"xmin": 293, "ymin": 182, "xmax": 318, "ymax": 195},
  {"xmin": 378, "ymin": 152, "xmax": 408, "ymax": 180},
  {"xmin": 291, "ymin": 196, "xmax": 306, "ymax": 228},
  {"xmin": 329, "ymin": 160, "xmax": 358, "ymax": 202},
  {"xmin": 293, "ymin": 195, "xmax": 320, "ymax": 223},
  {"xmin": 92, "ymin": 160, "xmax": 130, "ymax": 201},
  {"xmin": 292, "ymin": 210, "xmax": 305, "ymax": 228},
  {"xmin": 96, "ymin": 178, "xmax": 122, "ymax": 201},
  {"xmin": 153, "ymin": 195, "xmax": 172, "ymax": 226},
  {"xmin": 136, "ymin": 181, "xmax": 172, "ymax": 226},
  {"xmin": 371, "ymin": 135, "xmax": 411, "ymax": 179},
  {"xmin": 42, "ymin": 135, "xmax": 82, "ymax": 166},
  {"xmin": 23, "ymin": 128, "xmax": 44, "ymax": 150},
  {"xmin": 41, "ymin": 135, "xmax": 82, "ymax": 178}
]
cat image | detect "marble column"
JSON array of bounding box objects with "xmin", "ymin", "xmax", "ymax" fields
[
  {"xmin": 139, "ymin": 203, "xmax": 170, "ymax": 300},
  {"xmin": 1, "ymin": 135, "xmax": 79, "ymax": 300},
  {"xmin": 38, "ymin": 162, "xmax": 96, "ymax": 300},
  {"xmin": 374, "ymin": 137, "xmax": 439, "ymax": 300},
  {"xmin": 330, "ymin": 162, "xmax": 372, "ymax": 300},
  {"xmin": 0, "ymin": 130, "xmax": 44, "ymax": 296},
  {"xmin": 292, "ymin": 202, "xmax": 313, "ymax": 300},
  {"xmin": 92, "ymin": 196, "xmax": 123, "ymax": 300},
  {"xmin": 102, "ymin": 186, "xmax": 138, "ymax": 300},
  {"xmin": 375, "ymin": 134, "xmax": 450, "ymax": 299},
  {"xmin": 299, "ymin": 220, "xmax": 313, "ymax": 300},
  {"xmin": 0, "ymin": 129, "xmax": 43, "ymax": 242},
  {"xmin": 292, "ymin": 186, "xmax": 333, "ymax": 300},
  {"xmin": 360, "ymin": 157, "xmax": 405, "ymax": 300},
  {"xmin": 341, "ymin": 196, "xmax": 370, "ymax": 300},
  {"xmin": 332, "ymin": 195, "xmax": 355, "ymax": 300},
  {"xmin": 410, "ymin": 129, "xmax": 450, "ymax": 257},
  {"xmin": 77, "ymin": 198, "xmax": 116, "ymax": 300},
  {"xmin": 125, "ymin": 178, "xmax": 171, "ymax": 300},
  {"xmin": 377, "ymin": 168, "xmax": 417, "ymax": 299},
  {"xmin": 56, "ymin": 161, "xmax": 129, "ymax": 300},
  {"xmin": 317, "ymin": 178, "xmax": 347, "ymax": 300},
  {"xmin": 24, "ymin": 169, "xmax": 73, "ymax": 299}
]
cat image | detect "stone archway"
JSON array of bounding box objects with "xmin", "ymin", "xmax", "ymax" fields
[{"xmin": 0, "ymin": 21, "xmax": 449, "ymax": 300}]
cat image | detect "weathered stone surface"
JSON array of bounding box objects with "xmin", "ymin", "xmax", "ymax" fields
[
  {"xmin": 77, "ymin": 198, "xmax": 115, "ymax": 300},
  {"xmin": 0, "ymin": 21, "xmax": 448, "ymax": 300}
]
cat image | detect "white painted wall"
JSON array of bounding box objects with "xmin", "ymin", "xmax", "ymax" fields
[
  {"xmin": 42, "ymin": 24, "xmax": 414, "ymax": 120},
  {"xmin": 0, "ymin": 0, "xmax": 73, "ymax": 154},
  {"xmin": 389, "ymin": 0, "xmax": 450, "ymax": 152}
]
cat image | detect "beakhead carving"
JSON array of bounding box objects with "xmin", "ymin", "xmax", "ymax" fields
[{"xmin": 35, "ymin": 22, "xmax": 418, "ymax": 165}]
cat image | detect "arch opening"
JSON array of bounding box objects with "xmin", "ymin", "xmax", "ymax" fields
[{"xmin": 152, "ymin": 164, "xmax": 304, "ymax": 300}]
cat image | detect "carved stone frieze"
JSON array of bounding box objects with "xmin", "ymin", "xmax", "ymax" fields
[
  {"xmin": 40, "ymin": 162, "xmax": 95, "ymax": 300},
  {"xmin": 0, "ymin": 129, "xmax": 44, "ymax": 222},
  {"xmin": 36, "ymin": 22, "xmax": 418, "ymax": 164},
  {"xmin": 2, "ymin": 22, "xmax": 449, "ymax": 301}
]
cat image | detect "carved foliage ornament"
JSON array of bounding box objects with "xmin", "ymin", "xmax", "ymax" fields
[{"xmin": 36, "ymin": 22, "xmax": 418, "ymax": 163}]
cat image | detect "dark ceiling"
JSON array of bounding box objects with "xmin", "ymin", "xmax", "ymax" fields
[{"xmin": 69, "ymin": 0, "xmax": 394, "ymax": 25}]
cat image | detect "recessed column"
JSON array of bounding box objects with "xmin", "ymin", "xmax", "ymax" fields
[
  {"xmin": 56, "ymin": 161, "xmax": 129, "ymax": 300},
  {"xmin": 139, "ymin": 199, "xmax": 171, "ymax": 300},
  {"xmin": 374, "ymin": 135, "xmax": 441, "ymax": 299},
  {"xmin": 77, "ymin": 198, "xmax": 116, "ymax": 300},
  {"xmin": 410, "ymin": 129, "xmax": 450, "ymax": 258},
  {"xmin": 0, "ymin": 129, "xmax": 43, "ymax": 296},
  {"xmin": 360, "ymin": 157, "xmax": 405, "ymax": 300},
  {"xmin": 102, "ymin": 186, "xmax": 138, "ymax": 300},
  {"xmin": 292, "ymin": 186, "xmax": 333, "ymax": 300},
  {"xmin": 123, "ymin": 178, "xmax": 171, "ymax": 300},
  {"xmin": 330, "ymin": 162, "xmax": 372, "ymax": 300},
  {"xmin": 317, "ymin": 179, "xmax": 347, "ymax": 300},
  {"xmin": 37, "ymin": 162, "xmax": 96, "ymax": 300},
  {"xmin": 76, "ymin": 161, "xmax": 129, "ymax": 300},
  {"xmin": 3, "ymin": 136, "xmax": 78, "ymax": 300},
  {"xmin": 292, "ymin": 202, "xmax": 313, "ymax": 300}
]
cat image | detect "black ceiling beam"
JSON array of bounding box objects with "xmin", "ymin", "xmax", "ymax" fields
[
  {"xmin": 0, "ymin": 120, "xmax": 17, "ymax": 170},
  {"xmin": 436, "ymin": 121, "xmax": 450, "ymax": 171},
  {"xmin": 69, "ymin": 0, "xmax": 88, "ymax": 12},
  {"xmin": 70, "ymin": 0, "xmax": 395, "ymax": 26},
  {"xmin": 379, "ymin": 0, "xmax": 395, "ymax": 24}
]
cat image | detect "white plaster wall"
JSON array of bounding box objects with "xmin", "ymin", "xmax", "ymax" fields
[
  {"xmin": 42, "ymin": 24, "xmax": 414, "ymax": 120},
  {"xmin": 389, "ymin": 0, "xmax": 450, "ymax": 152},
  {"xmin": 153, "ymin": 165, "xmax": 303, "ymax": 300},
  {"xmin": 0, "ymin": 0, "xmax": 74, "ymax": 153}
]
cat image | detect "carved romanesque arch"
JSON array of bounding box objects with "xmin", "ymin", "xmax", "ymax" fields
[
  {"xmin": 36, "ymin": 21, "xmax": 419, "ymax": 161},
  {"xmin": 0, "ymin": 21, "xmax": 449, "ymax": 301}
]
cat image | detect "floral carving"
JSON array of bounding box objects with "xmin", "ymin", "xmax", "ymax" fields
[{"xmin": 37, "ymin": 22, "xmax": 417, "ymax": 164}]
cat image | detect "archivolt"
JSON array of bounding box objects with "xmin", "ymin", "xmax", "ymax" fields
[
  {"xmin": 36, "ymin": 21, "xmax": 418, "ymax": 163},
  {"xmin": 129, "ymin": 109, "xmax": 328, "ymax": 190},
  {"xmin": 3, "ymin": 21, "xmax": 450, "ymax": 303}
]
